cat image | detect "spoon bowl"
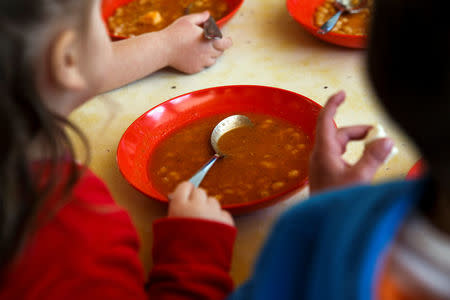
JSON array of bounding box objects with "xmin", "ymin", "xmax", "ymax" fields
[
  {"xmin": 189, "ymin": 115, "xmax": 253, "ymax": 187},
  {"xmin": 211, "ymin": 115, "xmax": 253, "ymax": 155},
  {"xmin": 336, "ymin": 0, "xmax": 366, "ymax": 11},
  {"xmin": 318, "ymin": 0, "xmax": 367, "ymax": 35}
]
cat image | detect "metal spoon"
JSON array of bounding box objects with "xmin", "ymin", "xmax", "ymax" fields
[
  {"xmin": 184, "ymin": 3, "xmax": 222, "ymax": 40},
  {"xmin": 189, "ymin": 115, "xmax": 253, "ymax": 187},
  {"xmin": 203, "ymin": 16, "xmax": 222, "ymax": 40},
  {"xmin": 317, "ymin": 0, "xmax": 367, "ymax": 35}
]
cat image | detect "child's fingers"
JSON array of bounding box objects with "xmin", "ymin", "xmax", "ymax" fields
[
  {"xmin": 315, "ymin": 91, "xmax": 345, "ymax": 147},
  {"xmin": 169, "ymin": 181, "xmax": 194, "ymax": 202},
  {"xmin": 337, "ymin": 125, "xmax": 372, "ymax": 153},
  {"xmin": 351, "ymin": 138, "xmax": 394, "ymax": 181},
  {"xmin": 209, "ymin": 46, "xmax": 223, "ymax": 59},
  {"xmin": 338, "ymin": 125, "xmax": 372, "ymax": 142},
  {"xmin": 317, "ymin": 91, "xmax": 345, "ymax": 133},
  {"xmin": 211, "ymin": 52, "xmax": 222, "ymax": 60},
  {"xmin": 183, "ymin": 11, "xmax": 210, "ymax": 25},
  {"xmin": 207, "ymin": 196, "xmax": 221, "ymax": 209},
  {"xmin": 212, "ymin": 37, "xmax": 233, "ymax": 52},
  {"xmin": 205, "ymin": 57, "xmax": 216, "ymax": 67},
  {"xmin": 189, "ymin": 187, "xmax": 208, "ymax": 202},
  {"xmin": 221, "ymin": 210, "xmax": 235, "ymax": 226}
]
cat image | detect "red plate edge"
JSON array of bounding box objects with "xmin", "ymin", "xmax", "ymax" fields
[
  {"xmin": 102, "ymin": 0, "xmax": 245, "ymax": 40},
  {"xmin": 116, "ymin": 85, "xmax": 322, "ymax": 214}
]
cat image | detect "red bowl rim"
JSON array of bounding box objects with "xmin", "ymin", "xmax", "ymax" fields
[
  {"xmin": 285, "ymin": 0, "xmax": 367, "ymax": 42},
  {"xmin": 406, "ymin": 159, "xmax": 426, "ymax": 180},
  {"xmin": 104, "ymin": 0, "xmax": 245, "ymax": 40},
  {"xmin": 117, "ymin": 85, "xmax": 322, "ymax": 211}
]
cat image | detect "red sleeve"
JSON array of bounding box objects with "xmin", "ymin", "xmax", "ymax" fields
[
  {"xmin": 0, "ymin": 169, "xmax": 150, "ymax": 299},
  {"xmin": 0, "ymin": 168, "xmax": 237, "ymax": 300},
  {"xmin": 148, "ymin": 218, "xmax": 237, "ymax": 300}
]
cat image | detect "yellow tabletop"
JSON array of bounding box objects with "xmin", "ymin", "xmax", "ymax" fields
[{"xmin": 70, "ymin": 0, "xmax": 419, "ymax": 285}]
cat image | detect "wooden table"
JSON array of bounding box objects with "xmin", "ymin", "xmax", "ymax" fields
[{"xmin": 70, "ymin": 0, "xmax": 419, "ymax": 285}]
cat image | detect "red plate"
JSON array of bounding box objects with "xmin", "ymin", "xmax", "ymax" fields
[
  {"xmin": 406, "ymin": 159, "xmax": 425, "ymax": 180},
  {"xmin": 286, "ymin": 0, "xmax": 367, "ymax": 49},
  {"xmin": 117, "ymin": 85, "xmax": 322, "ymax": 214},
  {"xmin": 102, "ymin": 0, "xmax": 244, "ymax": 40}
]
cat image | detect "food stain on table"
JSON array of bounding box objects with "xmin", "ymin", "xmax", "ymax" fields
[{"xmin": 149, "ymin": 113, "xmax": 312, "ymax": 205}]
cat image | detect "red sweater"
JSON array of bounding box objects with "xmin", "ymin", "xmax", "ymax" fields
[{"xmin": 0, "ymin": 168, "xmax": 236, "ymax": 299}]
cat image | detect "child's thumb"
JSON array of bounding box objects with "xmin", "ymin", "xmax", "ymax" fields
[{"xmin": 184, "ymin": 11, "xmax": 210, "ymax": 25}]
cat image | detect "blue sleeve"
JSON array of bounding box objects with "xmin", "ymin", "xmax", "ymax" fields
[
  {"xmin": 227, "ymin": 179, "xmax": 424, "ymax": 300},
  {"xmin": 228, "ymin": 196, "xmax": 329, "ymax": 300}
]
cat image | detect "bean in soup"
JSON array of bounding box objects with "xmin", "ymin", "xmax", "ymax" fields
[
  {"xmin": 108, "ymin": 0, "xmax": 229, "ymax": 37},
  {"xmin": 149, "ymin": 113, "xmax": 312, "ymax": 206}
]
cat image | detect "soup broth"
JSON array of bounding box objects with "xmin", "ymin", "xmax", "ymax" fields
[
  {"xmin": 314, "ymin": 0, "xmax": 373, "ymax": 35},
  {"xmin": 108, "ymin": 0, "xmax": 229, "ymax": 37},
  {"xmin": 149, "ymin": 113, "xmax": 312, "ymax": 206}
]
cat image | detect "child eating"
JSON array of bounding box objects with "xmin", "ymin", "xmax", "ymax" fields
[
  {"xmin": 0, "ymin": 0, "xmax": 234, "ymax": 298},
  {"xmin": 228, "ymin": 0, "xmax": 450, "ymax": 299}
]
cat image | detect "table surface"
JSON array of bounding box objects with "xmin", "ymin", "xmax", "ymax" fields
[{"xmin": 69, "ymin": 0, "xmax": 419, "ymax": 285}]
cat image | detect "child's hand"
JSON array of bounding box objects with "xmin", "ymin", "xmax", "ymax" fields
[
  {"xmin": 309, "ymin": 91, "xmax": 395, "ymax": 194},
  {"xmin": 168, "ymin": 182, "xmax": 235, "ymax": 227},
  {"xmin": 162, "ymin": 12, "xmax": 233, "ymax": 74}
]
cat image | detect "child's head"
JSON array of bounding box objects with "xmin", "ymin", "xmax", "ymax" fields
[
  {"xmin": 368, "ymin": 0, "xmax": 450, "ymax": 194},
  {"xmin": 0, "ymin": 0, "xmax": 111, "ymax": 270}
]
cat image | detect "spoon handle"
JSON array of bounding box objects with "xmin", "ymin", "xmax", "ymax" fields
[
  {"xmin": 203, "ymin": 16, "xmax": 222, "ymax": 40},
  {"xmin": 317, "ymin": 10, "xmax": 343, "ymax": 35},
  {"xmin": 189, "ymin": 154, "xmax": 221, "ymax": 188}
]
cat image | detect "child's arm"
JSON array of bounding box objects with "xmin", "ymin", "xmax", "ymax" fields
[
  {"xmin": 309, "ymin": 91, "xmax": 394, "ymax": 193},
  {"xmin": 148, "ymin": 182, "xmax": 236, "ymax": 300},
  {"xmin": 99, "ymin": 12, "xmax": 232, "ymax": 93}
]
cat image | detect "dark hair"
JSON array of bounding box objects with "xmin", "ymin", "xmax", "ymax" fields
[
  {"xmin": 368, "ymin": 1, "xmax": 450, "ymax": 213},
  {"xmin": 0, "ymin": 0, "xmax": 90, "ymax": 272}
]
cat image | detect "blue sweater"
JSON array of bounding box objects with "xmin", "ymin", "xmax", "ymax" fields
[{"xmin": 229, "ymin": 179, "xmax": 428, "ymax": 300}]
